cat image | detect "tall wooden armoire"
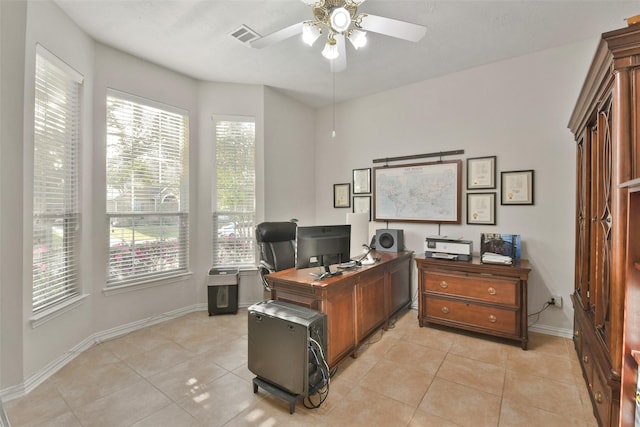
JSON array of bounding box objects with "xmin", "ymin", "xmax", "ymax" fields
[{"xmin": 568, "ymin": 23, "xmax": 640, "ymax": 427}]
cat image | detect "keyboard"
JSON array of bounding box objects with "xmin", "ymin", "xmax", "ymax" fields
[{"xmin": 338, "ymin": 261, "xmax": 357, "ymax": 269}]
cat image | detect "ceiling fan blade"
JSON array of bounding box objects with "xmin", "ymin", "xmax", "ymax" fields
[
  {"xmin": 300, "ymin": 0, "xmax": 366, "ymax": 4},
  {"xmin": 251, "ymin": 22, "xmax": 304, "ymax": 49},
  {"xmin": 330, "ymin": 34, "xmax": 347, "ymax": 73},
  {"xmin": 359, "ymin": 14, "xmax": 426, "ymax": 42}
]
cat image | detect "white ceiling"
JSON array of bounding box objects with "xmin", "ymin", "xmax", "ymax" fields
[{"xmin": 53, "ymin": 0, "xmax": 639, "ymax": 108}]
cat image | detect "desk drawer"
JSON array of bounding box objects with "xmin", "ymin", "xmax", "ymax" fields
[
  {"xmin": 424, "ymin": 271, "xmax": 517, "ymax": 305},
  {"xmin": 425, "ymin": 296, "xmax": 518, "ymax": 335}
]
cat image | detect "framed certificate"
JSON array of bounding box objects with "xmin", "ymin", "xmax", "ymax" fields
[
  {"xmin": 467, "ymin": 156, "xmax": 496, "ymax": 190},
  {"xmin": 333, "ymin": 183, "xmax": 351, "ymax": 208},
  {"xmin": 501, "ymin": 170, "xmax": 534, "ymax": 205},
  {"xmin": 353, "ymin": 195, "xmax": 371, "ymax": 220},
  {"xmin": 467, "ymin": 192, "xmax": 496, "ymax": 225},
  {"xmin": 352, "ymin": 168, "xmax": 371, "ymax": 194}
]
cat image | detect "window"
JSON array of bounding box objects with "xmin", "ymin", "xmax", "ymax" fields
[
  {"xmin": 106, "ymin": 91, "xmax": 189, "ymax": 286},
  {"xmin": 32, "ymin": 46, "xmax": 83, "ymax": 313},
  {"xmin": 213, "ymin": 118, "xmax": 256, "ymax": 267}
]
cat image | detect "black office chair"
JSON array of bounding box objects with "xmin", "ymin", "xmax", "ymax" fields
[{"xmin": 256, "ymin": 221, "xmax": 297, "ymax": 292}]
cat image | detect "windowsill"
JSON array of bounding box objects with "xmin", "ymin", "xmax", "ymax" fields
[
  {"xmin": 212, "ymin": 266, "xmax": 258, "ymax": 274},
  {"xmin": 30, "ymin": 293, "xmax": 89, "ymax": 328},
  {"xmin": 103, "ymin": 271, "xmax": 193, "ymax": 296}
]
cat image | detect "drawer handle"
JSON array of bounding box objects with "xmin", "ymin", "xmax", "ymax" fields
[
  {"xmin": 575, "ymin": 330, "xmax": 581, "ymax": 338},
  {"xmin": 487, "ymin": 287, "xmax": 496, "ymax": 295},
  {"xmin": 441, "ymin": 306, "xmax": 449, "ymax": 314},
  {"xmin": 595, "ymin": 391, "xmax": 603, "ymax": 404},
  {"xmin": 583, "ymin": 355, "xmax": 589, "ymax": 364},
  {"xmin": 488, "ymin": 315, "xmax": 496, "ymax": 323},
  {"xmin": 440, "ymin": 281, "xmax": 448, "ymax": 289}
]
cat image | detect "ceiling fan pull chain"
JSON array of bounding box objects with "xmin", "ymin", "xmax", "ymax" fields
[{"xmin": 332, "ymin": 71, "xmax": 336, "ymax": 138}]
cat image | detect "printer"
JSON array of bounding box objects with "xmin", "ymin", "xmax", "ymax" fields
[{"xmin": 424, "ymin": 236, "xmax": 473, "ymax": 261}]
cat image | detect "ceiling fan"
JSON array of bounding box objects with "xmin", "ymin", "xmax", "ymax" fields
[{"xmin": 250, "ymin": 0, "xmax": 427, "ymax": 72}]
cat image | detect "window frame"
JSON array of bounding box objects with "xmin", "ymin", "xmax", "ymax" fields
[
  {"xmin": 31, "ymin": 45, "xmax": 83, "ymax": 315},
  {"xmin": 105, "ymin": 89, "xmax": 190, "ymax": 288},
  {"xmin": 212, "ymin": 115, "xmax": 257, "ymax": 268}
]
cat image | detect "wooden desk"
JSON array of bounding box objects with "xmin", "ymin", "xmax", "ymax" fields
[{"xmin": 266, "ymin": 251, "xmax": 412, "ymax": 368}]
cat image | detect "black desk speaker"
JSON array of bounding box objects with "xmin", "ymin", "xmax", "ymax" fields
[{"xmin": 375, "ymin": 229, "xmax": 404, "ymax": 252}]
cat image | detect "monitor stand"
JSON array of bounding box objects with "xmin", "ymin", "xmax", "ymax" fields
[{"xmin": 309, "ymin": 265, "xmax": 343, "ymax": 281}]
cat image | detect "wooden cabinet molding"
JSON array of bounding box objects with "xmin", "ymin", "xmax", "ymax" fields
[{"xmin": 568, "ymin": 24, "xmax": 640, "ymax": 427}]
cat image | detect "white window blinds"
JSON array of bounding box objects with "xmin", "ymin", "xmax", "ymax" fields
[
  {"xmin": 106, "ymin": 91, "xmax": 189, "ymax": 286},
  {"xmin": 213, "ymin": 118, "xmax": 256, "ymax": 267},
  {"xmin": 32, "ymin": 47, "xmax": 83, "ymax": 313}
]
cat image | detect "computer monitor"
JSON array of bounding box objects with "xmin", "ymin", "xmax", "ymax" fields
[{"xmin": 295, "ymin": 225, "xmax": 351, "ymax": 278}]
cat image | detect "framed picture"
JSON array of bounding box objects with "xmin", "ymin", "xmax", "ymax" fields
[
  {"xmin": 373, "ymin": 160, "xmax": 462, "ymax": 223},
  {"xmin": 501, "ymin": 170, "xmax": 534, "ymax": 205},
  {"xmin": 467, "ymin": 192, "xmax": 496, "ymax": 225},
  {"xmin": 353, "ymin": 195, "xmax": 372, "ymax": 220},
  {"xmin": 467, "ymin": 156, "xmax": 496, "ymax": 190},
  {"xmin": 333, "ymin": 183, "xmax": 351, "ymax": 208},
  {"xmin": 352, "ymin": 168, "xmax": 371, "ymax": 194}
]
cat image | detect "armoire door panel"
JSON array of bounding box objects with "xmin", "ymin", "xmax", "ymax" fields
[
  {"xmin": 575, "ymin": 133, "xmax": 592, "ymax": 309},
  {"xmin": 567, "ymin": 23, "xmax": 640, "ymax": 427},
  {"xmin": 593, "ymin": 101, "xmax": 613, "ymax": 345}
]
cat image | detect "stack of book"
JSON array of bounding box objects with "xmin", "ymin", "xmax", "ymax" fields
[{"xmin": 481, "ymin": 252, "xmax": 513, "ymax": 265}]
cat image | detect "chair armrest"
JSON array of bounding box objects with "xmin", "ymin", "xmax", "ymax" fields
[
  {"xmin": 258, "ymin": 261, "xmax": 275, "ymax": 291},
  {"xmin": 259, "ymin": 260, "xmax": 275, "ymax": 274}
]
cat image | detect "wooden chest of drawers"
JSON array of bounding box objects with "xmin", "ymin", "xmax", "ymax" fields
[{"xmin": 416, "ymin": 257, "xmax": 531, "ymax": 349}]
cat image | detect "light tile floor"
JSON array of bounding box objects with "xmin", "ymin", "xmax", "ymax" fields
[{"xmin": 5, "ymin": 308, "xmax": 597, "ymax": 427}]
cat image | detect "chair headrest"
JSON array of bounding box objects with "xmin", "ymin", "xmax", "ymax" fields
[{"xmin": 255, "ymin": 222, "xmax": 297, "ymax": 244}]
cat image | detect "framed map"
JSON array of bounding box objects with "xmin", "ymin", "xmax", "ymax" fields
[{"xmin": 373, "ymin": 160, "xmax": 462, "ymax": 223}]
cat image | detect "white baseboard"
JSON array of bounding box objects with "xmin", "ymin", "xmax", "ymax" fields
[
  {"xmin": 528, "ymin": 323, "xmax": 574, "ymax": 339},
  {"xmin": 0, "ymin": 334, "xmax": 94, "ymax": 403},
  {"xmin": 92, "ymin": 304, "xmax": 199, "ymax": 344},
  {"xmin": 0, "ymin": 401, "xmax": 10, "ymax": 427},
  {"xmin": 0, "ymin": 304, "xmax": 202, "ymax": 404}
]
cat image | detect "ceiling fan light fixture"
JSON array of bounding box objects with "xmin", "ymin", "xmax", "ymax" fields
[
  {"xmin": 254, "ymin": 0, "xmax": 427, "ymax": 72},
  {"xmin": 347, "ymin": 29, "xmax": 367, "ymax": 49},
  {"xmin": 330, "ymin": 7, "xmax": 352, "ymax": 32},
  {"xmin": 321, "ymin": 37, "xmax": 339, "ymax": 60},
  {"xmin": 302, "ymin": 22, "xmax": 322, "ymax": 46}
]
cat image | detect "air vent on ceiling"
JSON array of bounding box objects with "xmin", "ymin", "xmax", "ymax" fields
[{"xmin": 230, "ymin": 25, "xmax": 260, "ymax": 45}]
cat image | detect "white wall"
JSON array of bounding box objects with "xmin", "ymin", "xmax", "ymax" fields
[
  {"xmin": 20, "ymin": 0, "xmax": 96, "ymax": 382},
  {"xmin": 91, "ymin": 43, "xmax": 202, "ymax": 334},
  {"xmin": 263, "ymin": 87, "xmax": 316, "ymax": 224},
  {"xmin": 313, "ymin": 39, "xmax": 598, "ymax": 336},
  {"xmin": 0, "ymin": 0, "xmax": 28, "ymax": 390}
]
